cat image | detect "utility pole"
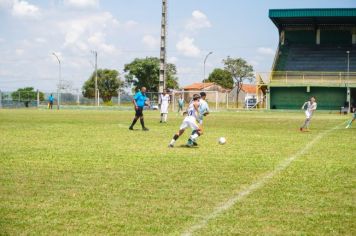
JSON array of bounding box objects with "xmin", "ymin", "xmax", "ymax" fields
[
  {"xmin": 159, "ymin": 0, "xmax": 167, "ymax": 93},
  {"xmin": 347, "ymin": 51, "xmax": 350, "ymax": 113},
  {"xmin": 52, "ymin": 52, "xmax": 61, "ymax": 110}
]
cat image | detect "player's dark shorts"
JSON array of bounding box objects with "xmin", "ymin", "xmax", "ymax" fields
[
  {"xmin": 135, "ymin": 106, "xmax": 144, "ymax": 117},
  {"xmin": 49, "ymin": 101, "xmax": 53, "ymax": 105}
]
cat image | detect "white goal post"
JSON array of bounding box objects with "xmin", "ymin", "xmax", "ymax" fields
[{"xmin": 171, "ymin": 90, "xmax": 228, "ymax": 112}]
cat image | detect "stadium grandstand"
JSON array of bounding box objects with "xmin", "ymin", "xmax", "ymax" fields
[{"xmin": 257, "ymin": 8, "xmax": 356, "ymax": 110}]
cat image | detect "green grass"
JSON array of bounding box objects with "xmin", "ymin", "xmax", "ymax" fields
[{"xmin": 0, "ymin": 109, "xmax": 355, "ymax": 235}]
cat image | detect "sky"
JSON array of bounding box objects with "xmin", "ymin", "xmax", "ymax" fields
[{"xmin": 0, "ymin": 0, "xmax": 355, "ymax": 92}]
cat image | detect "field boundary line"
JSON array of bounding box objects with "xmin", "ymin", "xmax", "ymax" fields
[{"xmin": 181, "ymin": 123, "xmax": 342, "ymax": 236}]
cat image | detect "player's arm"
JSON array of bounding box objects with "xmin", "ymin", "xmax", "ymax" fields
[
  {"xmin": 203, "ymin": 103, "xmax": 210, "ymax": 116},
  {"xmin": 132, "ymin": 94, "xmax": 138, "ymax": 109},
  {"xmin": 301, "ymin": 102, "xmax": 307, "ymax": 110}
]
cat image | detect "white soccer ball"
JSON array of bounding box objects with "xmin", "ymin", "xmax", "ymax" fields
[{"xmin": 218, "ymin": 137, "xmax": 226, "ymax": 145}]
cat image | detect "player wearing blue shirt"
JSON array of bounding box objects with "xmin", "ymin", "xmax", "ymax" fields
[
  {"xmin": 129, "ymin": 87, "xmax": 149, "ymax": 131},
  {"xmin": 48, "ymin": 94, "xmax": 54, "ymax": 110}
]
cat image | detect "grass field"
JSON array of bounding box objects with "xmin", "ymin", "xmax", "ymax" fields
[{"xmin": 0, "ymin": 109, "xmax": 355, "ymax": 235}]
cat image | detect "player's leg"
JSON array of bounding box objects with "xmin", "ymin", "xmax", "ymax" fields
[
  {"xmin": 160, "ymin": 113, "xmax": 163, "ymax": 123},
  {"xmin": 129, "ymin": 111, "xmax": 139, "ymax": 130},
  {"xmin": 186, "ymin": 119, "xmax": 202, "ymax": 147},
  {"xmin": 346, "ymin": 113, "xmax": 356, "ymax": 128},
  {"xmin": 132, "ymin": 107, "xmax": 148, "ymax": 131},
  {"xmin": 169, "ymin": 127, "xmax": 186, "ymax": 147},
  {"xmin": 163, "ymin": 113, "xmax": 168, "ymax": 122}
]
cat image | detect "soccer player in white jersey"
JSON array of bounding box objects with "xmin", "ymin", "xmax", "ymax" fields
[
  {"xmin": 346, "ymin": 108, "xmax": 356, "ymax": 128},
  {"xmin": 159, "ymin": 89, "xmax": 170, "ymax": 123},
  {"xmin": 300, "ymin": 96, "xmax": 317, "ymax": 132},
  {"xmin": 168, "ymin": 94, "xmax": 203, "ymax": 147}
]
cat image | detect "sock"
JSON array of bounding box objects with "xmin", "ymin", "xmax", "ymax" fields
[
  {"xmin": 130, "ymin": 118, "xmax": 138, "ymax": 128},
  {"xmin": 160, "ymin": 114, "xmax": 163, "ymax": 122},
  {"xmin": 170, "ymin": 134, "xmax": 179, "ymax": 145},
  {"xmin": 140, "ymin": 118, "xmax": 145, "ymax": 128},
  {"xmin": 190, "ymin": 130, "xmax": 200, "ymax": 141},
  {"xmin": 301, "ymin": 118, "xmax": 309, "ymax": 128},
  {"xmin": 164, "ymin": 114, "xmax": 167, "ymax": 122},
  {"xmin": 305, "ymin": 118, "xmax": 311, "ymax": 129}
]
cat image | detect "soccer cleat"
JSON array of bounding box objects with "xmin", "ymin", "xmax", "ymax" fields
[
  {"xmin": 142, "ymin": 127, "xmax": 149, "ymax": 131},
  {"xmin": 129, "ymin": 127, "xmax": 133, "ymax": 130},
  {"xmin": 186, "ymin": 139, "xmax": 194, "ymax": 147},
  {"xmin": 192, "ymin": 141, "xmax": 198, "ymax": 146},
  {"xmin": 346, "ymin": 124, "xmax": 351, "ymax": 129},
  {"xmin": 168, "ymin": 144, "xmax": 174, "ymax": 148},
  {"xmin": 299, "ymin": 127, "xmax": 303, "ymax": 132}
]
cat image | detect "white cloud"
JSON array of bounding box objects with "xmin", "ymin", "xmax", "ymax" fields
[
  {"xmin": 176, "ymin": 37, "xmax": 200, "ymax": 57},
  {"xmin": 59, "ymin": 12, "xmax": 119, "ymax": 54},
  {"xmin": 35, "ymin": 37, "xmax": 46, "ymax": 43},
  {"xmin": 15, "ymin": 48, "xmax": 24, "ymax": 55},
  {"xmin": 0, "ymin": 0, "xmax": 13, "ymax": 9},
  {"xmin": 12, "ymin": 0, "xmax": 40, "ymax": 18},
  {"xmin": 167, "ymin": 56, "xmax": 178, "ymax": 64},
  {"xmin": 123, "ymin": 20, "xmax": 138, "ymax": 30},
  {"xmin": 88, "ymin": 32, "xmax": 116, "ymax": 54},
  {"xmin": 142, "ymin": 35, "xmax": 159, "ymax": 49},
  {"xmin": 257, "ymin": 47, "xmax": 275, "ymax": 56},
  {"xmin": 64, "ymin": 0, "xmax": 99, "ymax": 9},
  {"xmin": 185, "ymin": 10, "xmax": 211, "ymax": 31}
]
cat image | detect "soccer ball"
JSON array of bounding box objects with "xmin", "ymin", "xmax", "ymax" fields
[{"xmin": 218, "ymin": 137, "xmax": 226, "ymax": 145}]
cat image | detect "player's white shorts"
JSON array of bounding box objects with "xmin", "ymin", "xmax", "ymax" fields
[
  {"xmin": 160, "ymin": 103, "xmax": 169, "ymax": 114},
  {"xmin": 179, "ymin": 116, "xmax": 200, "ymax": 130},
  {"xmin": 305, "ymin": 110, "xmax": 313, "ymax": 119}
]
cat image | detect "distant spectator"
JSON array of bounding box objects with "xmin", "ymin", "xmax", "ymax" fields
[{"xmin": 48, "ymin": 94, "xmax": 54, "ymax": 110}]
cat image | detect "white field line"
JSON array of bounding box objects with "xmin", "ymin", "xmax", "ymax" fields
[{"xmin": 181, "ymin": 123, "xmax": 341, "ymax": 236}]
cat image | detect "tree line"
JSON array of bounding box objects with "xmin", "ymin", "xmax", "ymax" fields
[{"xmin": 11, "ymin": 56, "xmax": 253, "ymax": 106}]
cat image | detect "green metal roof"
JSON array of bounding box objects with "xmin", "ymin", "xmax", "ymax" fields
[
  {"xmin": 269, "ymin": 8, "xmax": 356, "ymax": 29},
  {"xmin": 269, "ymin": 8, "xmax": 356, "ymax": 18}
]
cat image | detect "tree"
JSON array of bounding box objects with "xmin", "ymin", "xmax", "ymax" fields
[
  {"xmin": 222, "ymin": 56, "xmax": 254, "ymax": 107},
  {"xmin": 124, "ymin": 57, "xmax": 179, "ymax": 92},
  {"xmin": 206, "ymin": 68, "xmax": 233, "ymax": 89},
  {"xmin": 82, "ymin": 69, "xmax": 123, "ymax": 102},
  {"xmin": 11, "ymin": 87, "xmax": 44, "ymax": 107}
]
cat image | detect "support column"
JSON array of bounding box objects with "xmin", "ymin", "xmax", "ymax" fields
[
  {"xmin": 347, "ymin": 87, "xmax": 351, "ymax": 113},
  {"xmin": 316, "ymin": 28, "xmax": 320, "ymax": 45}
]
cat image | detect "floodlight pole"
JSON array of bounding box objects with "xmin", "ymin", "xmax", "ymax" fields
[
  {"xmin": 203, "ymin": 51, "xmax": 213, "ymax": 83},
  {"xmin": 52, "ymin": 52, "xmax": 61, "ymax": 110}
]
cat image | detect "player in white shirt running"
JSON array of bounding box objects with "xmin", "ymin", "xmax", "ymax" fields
[
  {"xmin": 159, "ymin": 89, "xmax": 170, "ymax": 123},
  {"xmin": 168, "ymin": 94, "xmax": 203, "ymax": 147},
  {"xmin": 300, "ymin": 96, "xmax": 317, "ymax": 132}
]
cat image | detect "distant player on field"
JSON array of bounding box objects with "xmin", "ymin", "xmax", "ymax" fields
[
  {"xmin": 346, "ymin": 108, "xmax": 356, "ymax": 128},
  {"xmin": 168, "ymin": 94, "xmax": 202, "ymax": 147},
  {"xmin": 129, "ymin": 87, "xmax": 149, "ymax": 131},
  {"xmin": 159, "ymin": 89, "xmax": 170, "ymax": 123},
  {"xmin": 300, "ymin": 96, "xmax": 317, "ymax": 132},
  {"xmin": 177, "ymin": 95, "xmax": 184, "ymax": 115}
]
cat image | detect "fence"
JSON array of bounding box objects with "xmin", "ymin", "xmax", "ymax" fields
[{"xmin": 0, "ymin": 89, "xmax": 266, "ymax": 110}]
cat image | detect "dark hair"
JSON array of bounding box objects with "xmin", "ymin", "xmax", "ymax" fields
[
  {"xmin": 200, "ymin": 92, "xmax": 206, "ymax": 97},
  {"xmin": 193, "ymin": 94, "xmax": 200, "ymax": 101}
]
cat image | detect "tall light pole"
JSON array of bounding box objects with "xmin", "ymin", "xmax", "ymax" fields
[
  {"xmin": 347, "ymin": 50, "xmax": 350, "ymax": 113},
  {"xmin": 203, "ymin": 51, "xmax": 213, "ymax": 83},
  {"xmin": 52, "ymin": 52, "xmax": 61, "ymax": 110},
  {"xmin": 91, "ymin": 50, "xmax": 98, "ymax": 106}
]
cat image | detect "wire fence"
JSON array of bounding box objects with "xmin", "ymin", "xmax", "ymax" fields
[{"xmin": 0, "ymin": 90, "xmax": 266, "ymax": 111}]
